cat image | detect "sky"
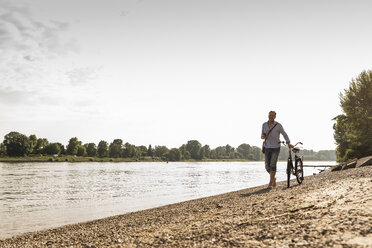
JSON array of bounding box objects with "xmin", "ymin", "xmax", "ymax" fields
[{"xmin": 1, "ymin": 0, "xmax": 371, "ymax": 151}]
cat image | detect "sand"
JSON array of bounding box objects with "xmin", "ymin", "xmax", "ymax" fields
[{"xmin": 1, "ymin": 166, "xmax": 371, "ymax": 247}]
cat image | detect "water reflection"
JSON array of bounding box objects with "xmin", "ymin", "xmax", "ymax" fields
[{"xmin": 0, "ymin": 161, "xmax": 336, "ymax": 239}]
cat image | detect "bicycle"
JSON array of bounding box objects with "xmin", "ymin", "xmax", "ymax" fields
[{"xmin": 280, "ymin": 141, "xmax": 304, "ymax": 188}]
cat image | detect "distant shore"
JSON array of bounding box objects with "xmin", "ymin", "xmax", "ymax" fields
[
  {"xmin": 1, "ymin": 165, "xmax": 371, "ymax": 247},
  {"xmin": 0, "ymin": 156, "xmax": 256, "ymax": 163},
  {"xmin": 0, "ymin": 156, "xmax": 335, "ymax": 163}
]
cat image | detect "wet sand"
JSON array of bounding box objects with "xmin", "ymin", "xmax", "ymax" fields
[{"xmin": 1, "ymin": 166, "xmax": 371, "ymax": 247}]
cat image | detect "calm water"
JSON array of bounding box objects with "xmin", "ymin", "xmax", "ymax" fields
[{"xmin": 0, "ymin": 161, "xmax": 335, "ymax": 239}]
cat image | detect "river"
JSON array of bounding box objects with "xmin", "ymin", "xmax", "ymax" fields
[{"xmin": 0, "ymin": 161, "xmax": 336, "ymax": 239}]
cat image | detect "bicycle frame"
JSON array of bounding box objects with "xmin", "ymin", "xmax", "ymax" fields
[
  {"xmin": 281, "ymin": 142, "xmax": 304, "ymax": 188},
  {"xmin": 287, "ymin": 150, "xmax": 301, "ymax": 172}
]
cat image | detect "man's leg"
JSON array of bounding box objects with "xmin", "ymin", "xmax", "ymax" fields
[
  {"xmin": 265, "ymin": 149, "xmax": 272, "ymax": 187},
  {"xmin": 270, "ymin": 171, "xmax": 276, "ymax": 187},
  {"xmin": 270, "ymin": 148, "xmax": 281, "ymax": 188},
  {"xmin": 264, "ymin": 150, "xmax": 271, "ymax": 173}
]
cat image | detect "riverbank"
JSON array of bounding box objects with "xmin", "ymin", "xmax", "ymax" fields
[
  {"xmin": 0, "ymin": 156, "xmax": 336, "ymax": 163},
  {"xmin": 0, "ymin": 155, "xmax": 154, "ymax": 163},
  {"xmin": 1, "ymin": 166, "xmax": 371, "ymax": 247},
  {"xmin": 0, "ymin": 156, "xmax": 254, "ymax": 163}
]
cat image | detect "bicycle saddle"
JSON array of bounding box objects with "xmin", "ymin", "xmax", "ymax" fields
[{"xmin": 292, "ymin": 148, "xmax": 300, "ymax": 153}]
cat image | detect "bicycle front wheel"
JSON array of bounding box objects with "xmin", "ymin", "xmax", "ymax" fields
[
  {"xmin": 287, "ymin": 161, "xmax": 291, "ymax": 188},
  {"xmin": 295, "ymin": 158, "xmax": 304, "ymax": 184}
]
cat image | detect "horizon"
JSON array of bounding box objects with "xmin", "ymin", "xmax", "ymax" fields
[{"xmin": 2, "ymin": 0, "xmax": 372, "ymax": 151}]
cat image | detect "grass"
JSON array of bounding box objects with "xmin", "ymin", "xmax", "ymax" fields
[
  {"xmin": 0, "ymin": 155, "xmax": 160, "ymax": 163},
  {"xmin": 0, "ymin": 156, "xmax": 254, "ymax": 163}
]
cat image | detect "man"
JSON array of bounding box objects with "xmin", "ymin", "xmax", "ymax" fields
[{"xmin": 261, "ymin": 111, "xmax": 293, "ymax": 188}]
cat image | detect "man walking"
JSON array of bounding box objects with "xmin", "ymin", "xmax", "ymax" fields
[{"xmin": 261, "ymin": 111, "xmax": 293, "ymax": 188}]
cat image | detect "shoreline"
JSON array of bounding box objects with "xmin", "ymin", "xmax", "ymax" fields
[
  {"xmin": 0, "ymin": 156, "xmax": 335, "ymax": 163},
  {"xmin": 1, "ymin": 166, "xmax": 371, "ymax": 247},
  {"xmin": 0, "ymin": 156, "xmax": 250, "ymax": 163}
]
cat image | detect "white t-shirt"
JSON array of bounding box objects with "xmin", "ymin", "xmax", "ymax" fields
[{"xmin": 261, "ymin": 121, "xmax": 290, "ymax": 148}]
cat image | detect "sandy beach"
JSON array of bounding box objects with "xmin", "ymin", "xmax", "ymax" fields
[{"xmin": 1, "ymin": 166, "xmax": 371, "ymax": 247}]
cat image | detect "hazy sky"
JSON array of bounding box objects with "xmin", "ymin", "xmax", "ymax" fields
[{"xmin": 1, "ymin": 0, "xmax": 371, "ymax": 151}]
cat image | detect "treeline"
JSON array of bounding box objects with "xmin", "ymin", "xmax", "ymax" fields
[
  {"xmin": 0, "ymin": 131, "xmax": 336, "ymax": 161},
  {"xmin": 278, "ymin": 147, "xmax": 336, "ymax": 161},
  {"xmin": 0, "ymin": 132, "xmax": 263, "ymax": 160}
]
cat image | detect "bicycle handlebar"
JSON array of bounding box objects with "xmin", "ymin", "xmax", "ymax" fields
[
  {"xmin": 279, "ymin": 141, "xmax": 303, "ymax": 149},
  {"xmin": 294, "ymin": 142, "xmax": 303, "ymax": 147}
]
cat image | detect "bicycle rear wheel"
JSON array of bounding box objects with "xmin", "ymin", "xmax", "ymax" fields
[{"xmin": 295, "ymin": 158, "xmax": 304, "ymax": 184}]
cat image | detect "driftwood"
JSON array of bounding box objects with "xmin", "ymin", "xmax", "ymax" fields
[
  {"xmin": 302, "ymin": 165, "xmax": 334, "ymax": 167},
  {"xmin": 331, "ymin": 155, "xmax": 372, "ymax": 172},
  {"xmin": 356, "ymin": 155, "xmax": 372, "ymax": 167}
]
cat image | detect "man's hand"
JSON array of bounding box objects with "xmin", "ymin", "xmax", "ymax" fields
[{"xmin": 287, "ymin": 143, "xmax": 294, "ymax": 149}]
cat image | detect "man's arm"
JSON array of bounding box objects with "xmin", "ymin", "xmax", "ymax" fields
[
  {"xmin": 280, "ymin": 124, "xmax": 294, "ymax": 148},
  {"xmin": 279, "ymin": 124, "xmax": 291, "ymax": 144},
  {"xmin": 261, "ymin": 123, "xmax": 266, "ymax": 139}
]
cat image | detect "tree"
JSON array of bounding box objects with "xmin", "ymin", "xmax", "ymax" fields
[
  {"xmin": 56, "ymin": 143, "xmax": 65, "ymax": 155},
  {"xmin": 0, "ymin": 142, "xmax": 6, "ymax": 156},
  {"xmin": 66, "ymin": 137, "xmax": 81, "ymax": 155},
  {"xmin": 183, "ymin": 150, "xmax": 191, "ymax": 160},
  {"xmin": 97, "ymin": 140, "xmax": 108, "ymax": 157},
  {"xmin": 333, "ymin": 70, "xmax": 372, "ymax": 161},
  {"xmin": 34, "ymin": 138, "xmax": 49, "ymax": 154},
  {"xmin": 133, "ymin": 147, "xmax": 141, "ymax": 159},
  {"xmin": 186, "ymin": 140, "xmax": 201, "ymax": 160},
  {"xmin": 209, "ymin": 149, "xmax": 217, "ymax": 159},
  {"xmin": 29, "ymin": 134, "xmax": 37, "ymax": 154},
  {"xmin": 43, "ymin": 143, "xmax": 61, "ymax": 155},
  {"xmin": 85, "ymin": 143, "xmax": 97, "ymax": 157},
  {"xmin": 137, "ymin": 145, "xmax": 148, "ymax": 157},
  {"xmin": 168, "ymin": 148, "xmax": 181, "ymax": 161},
  {"xmin": 179, "ymin": 144, "xmax": 187, "ymax": 159},
  {"xmin": 109, "ymin": 139, "xmax": 123, "ymax": 158},
  {"xmin": 77, "ymin": 146, "xmax": 86, "ymax": 156},
  {"xmin": 214, "ymin": 146, "xmax": 227, "ymax": 159},
  {"xmin": 147, "ymin": 144, "xmax": 154, "ymax": 157},
  {"xmin": 154, "ymin": 145, "xmax": 169, "ymax": 160},
  {"xmin": 3, "ymin": 131, "xmax": 30, "ymax": 156},
  {"xmin": 122, "ymin": 142, "xmax": 135, "ymax": 158},
  {"xmin": 225, "ymin": 144, "xmax": 235, "ymax": 159},
  {"xmin": 251, "ymin": 146, "xmax": 262, "ymax": 161},
  {"xmin": 200, "ymin": 145, "xmax": 211, "ymax": 159},
  {"xmin": 237, "ymin": 143, "xmax": 251, "ymax": 159}
]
